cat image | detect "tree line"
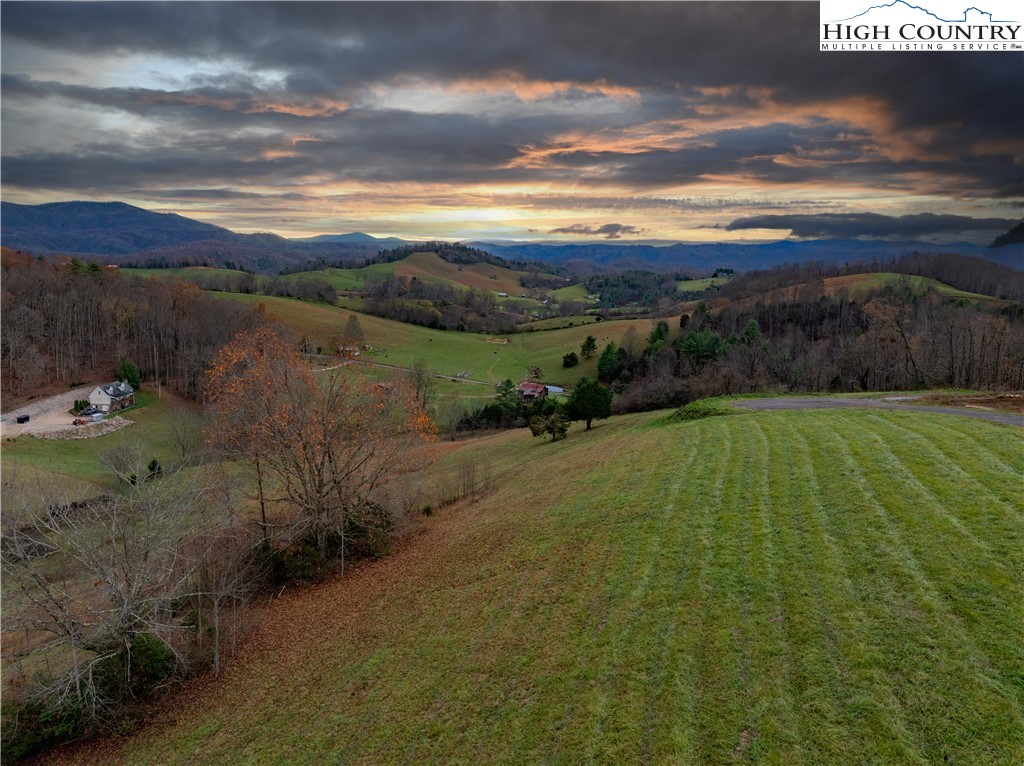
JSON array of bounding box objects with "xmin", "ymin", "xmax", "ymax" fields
[
  {"xmin": 362, "ymin": 275, "xmax": 522, "ymax": 333},
  {"xmin": 1, "ymin": 253, "xmax": 268, "ymax": 400},
  {"xmin": 602, "ymin": 274, "xmax": 1024, "ymax": 413},
  {"xmin": 721, "ymin": 251, "xmax": 1024, "ymax": 303},
  {"xmin": 2, "ymin": 328, "xmax": 439, "ymax": 759}
]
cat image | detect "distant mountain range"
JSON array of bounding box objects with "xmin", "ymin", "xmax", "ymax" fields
[
  {"xmin": 2, "ymin": 200, "xmax": 1020, "ymax": 274},
  {"xmin": 472, "ymin": 238, "xmax": 1024, "ymax": 273},
  {"xmin": 0, "ymin": 201, "xmax": 391, "ymax": 272},
  {"xmin": 291, "ymin": 232, "xmax": 410, "ymax": 248}
]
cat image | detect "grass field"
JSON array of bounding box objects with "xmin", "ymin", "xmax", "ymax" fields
[
  {"xmin": 1, "ymin": 390, "xmax": 190, "ymax": 493},
  {"xmin": 676, "ymin": 275, "xmax": 731, "ymax": 293},
  {"xmin": 763, "ymin": 272, "xmax": 1007, "ymax": 305},
  {"xmin": 281, "ymin": 251, "xmax": 551, "ymax": 298},
  {"xmin": 59, "ymin": 407, "xmax": 1023, "ymax": 765},
  {"xmin": 550, "ymin": 283, "xmax": 594, "ymax": 302},
  {"xmin": 219, "ymin": 293, "xmax": 661, "ymax": 388}
]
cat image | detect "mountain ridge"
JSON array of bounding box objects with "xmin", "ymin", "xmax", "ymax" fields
[{"xmin": 3, "ymin": 200, "xmax": 1020, "ymax": 273}]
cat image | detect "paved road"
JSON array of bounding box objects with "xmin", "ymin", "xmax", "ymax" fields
[{"xmin": 735, "ymin": 396, "xmax": 1024, "ymax": 427}]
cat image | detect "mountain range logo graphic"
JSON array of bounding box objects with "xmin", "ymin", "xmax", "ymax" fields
[{"xmin": 829, "ymin": 0, "xmax": 1018, "ymax": 23}]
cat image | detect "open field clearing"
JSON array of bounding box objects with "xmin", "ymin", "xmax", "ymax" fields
[
  {"xmin": 46, "ymin": 408, "xmax": 1024, "ymax": 766},
  {"xmin": 1, "ymin": 391, "xmax": 187, "ymax": 491},
  {"xmin": 549, "ymin": 283, "xmax": 593, "ymax": 302},
  {"xmin": 676, "ymin": 275, "xmax": 731, "ymax": 293},
  {"xmin": 281, "ymin": 252, "xmax": 551, "ymax": 297},
  {"xmin": 760, "ymin": 273, "xmax": 1008, "ymax": 305},
  {"xmin": 218, "ymin": 293, "xmax": 661, "ymax": 388}
]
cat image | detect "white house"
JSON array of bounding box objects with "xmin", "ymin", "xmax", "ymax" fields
[{"xmin": 89, "ymin": 381, "xmax": 136, "ymax": 413}]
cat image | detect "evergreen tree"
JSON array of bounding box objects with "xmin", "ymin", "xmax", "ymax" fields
[
  {"xmin": 529, "ymin": 409, "xmax": 570, "ymax": 442},
  {"xmin": 597, "ymin": 342, "xmax": 621, "ymax": 383},
  {"xmin": 117, "ymin": 356, "xmax": 142, "ymax": 389},
  {"xmin": 580, "ymin": 335, "xmax": 598, "ymax": 359},
  {"xmin": 566, "ymin": 376, "xmax": 613, "ymax": 430}
]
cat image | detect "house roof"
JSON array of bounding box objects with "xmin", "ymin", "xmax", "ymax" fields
[
  {"xmin": 97, "ymin": 381, "xmax": 135, "ymax": 399},
  {"xmin": 518, "ymin": 381, "xmax": 547, "ymax": 396}
]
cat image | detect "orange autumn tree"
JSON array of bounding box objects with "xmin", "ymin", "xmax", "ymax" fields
[{"xmin": 206, "ymin": 327, "xmax": 434, "ymax": 571}]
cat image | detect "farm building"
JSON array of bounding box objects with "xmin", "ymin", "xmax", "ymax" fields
[
  {"xmin": 88, "ymin": 381, "xmax": 135, "ymax": 412},
  {"xmin": 517, "ymin": 381, "xmax": 548, "ymax": 402}
]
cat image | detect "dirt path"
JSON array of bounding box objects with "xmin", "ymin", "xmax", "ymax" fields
[{"xmin": 735, "ymin": 396, "xmax": 1024, "ymax": 427}]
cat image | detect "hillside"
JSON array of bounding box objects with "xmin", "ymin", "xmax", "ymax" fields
[
  {"xmin": 281, "ymin": 251, "xmax": 560, "ymax": 296},
  {"xmin": 217, "ymin": 292, "xmax": 657, "ymax": 389},
  {"xmin": 757, "ymin": 272, "xmax": 1012, "ymax": 306},
  {"xmin": 0, "ymin": 201, "xmax": 233, "ymax": 255},
  {"xmin": 46, "ymin": 406, "xmax": 1024, "ymax": 765},
  {"xmin": 476, "ymin": 238, "xmax": 1024, "ymax": 273},
  {"xmin": 0, "ymin": 202, "xmax": 392, "ymax": 271}
]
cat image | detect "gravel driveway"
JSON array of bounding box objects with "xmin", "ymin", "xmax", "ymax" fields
[
  {"xmin": 0, "ymin": 385, "xmax": 98, "ymax": 437},
  {"xmin": 735, "ymin": 396, "xmax": 1024, "ymax": 427}
]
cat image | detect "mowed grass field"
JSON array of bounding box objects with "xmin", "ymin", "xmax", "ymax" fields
[
  {"xmin": 218, "ymin": 293, "xmax": 659, "ymax": 388},
  {"xmin": 1, "ymin": 391, "xmax": 187, "ymax": 495},
  {"xmin": 61, "ymin": 408, "xmax": 1024, "ymax": 766}
]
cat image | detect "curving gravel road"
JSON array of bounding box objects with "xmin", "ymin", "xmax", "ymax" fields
[{"xmin": 734, "ymin": 396, "xmax": 1024, "ymax": 427}]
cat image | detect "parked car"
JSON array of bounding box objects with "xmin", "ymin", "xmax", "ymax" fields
[{"xmin": 78, "ymin": 406, "xmax": 98, "ymax": 416}]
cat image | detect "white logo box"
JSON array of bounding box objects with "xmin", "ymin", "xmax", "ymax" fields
[{"xmin": 819, "ymin": 0, "xmax": 1022, "ymax": 51}]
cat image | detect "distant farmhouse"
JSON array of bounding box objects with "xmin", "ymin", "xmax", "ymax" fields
[
  {"xmin": 517, "ymin": 381, "xmax": 548, "ymax": 402},
  {"xmin": 89, "ymin": 381, "xmax": 135, "ymax": 413}
]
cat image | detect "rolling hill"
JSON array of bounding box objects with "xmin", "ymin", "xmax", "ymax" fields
[
  {"xmin": 216, "ymin": 292, "xmax": 659, "ymax": 390},
  {"xmin": 755, "ymin": 272, "xmax": 1014, "ymax": 306},
  {"xmin": 44, "ymin": 405, "xmax": 1024, "ymax": 765},
  {"xmin": 280, "ymin": 251, "xmax": 561, "ymax": 296}
]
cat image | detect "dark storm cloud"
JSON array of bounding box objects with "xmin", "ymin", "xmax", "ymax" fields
[
  {"xmin": 1, "ymin": 2, "xmax": 1020, "ymax": 205},
  {"xmin": 725, "ymin": 213, "xmax": 1020, "ymax": 239},
  {"xmin": 4, "ymin": 2, "xmax": 1016, "ymax": 131},
  {"xmin": 549, "ymin": 223, "xmax": 643, "ymax": 239},
  {"xmin": 503, "ymin": 195, "xmax": 841, "ymax": 211}
]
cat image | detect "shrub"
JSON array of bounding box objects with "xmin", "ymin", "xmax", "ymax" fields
[
  {"xmin": 613, "ymin": 376, "xmax": 691, "ymax": 414},
  {"xmin": 1, "ymin": 697, "xmax": 86, "ymax": 763},
  {"xmin": 562, "ymin": 352, "xmax": 579, "ymax": 368},
  {"xmin": 667, "ymin": 398, "xmax": 737, "ymax": 422}
]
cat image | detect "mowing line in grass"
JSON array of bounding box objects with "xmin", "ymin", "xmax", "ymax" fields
[{"xmin": 821, "ymin": 412, "xmax": 1023, "ymax": 763}]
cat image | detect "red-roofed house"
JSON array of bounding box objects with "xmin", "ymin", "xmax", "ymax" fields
[{"xmin": 517, "ymin": 381, "xmax": 548, "ymax": 402}]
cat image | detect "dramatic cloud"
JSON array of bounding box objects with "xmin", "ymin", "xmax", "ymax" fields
[
  {"xmin": 1, "ymin": 2, "xmax": 1020, "ymax": 240},
  {"xmin": 726, "ymin": 213, "xmax": 1020, "ymax": 240},
  {"xmin": 549, "ymin": 223, "xmax": 644, "ymax": 239}
]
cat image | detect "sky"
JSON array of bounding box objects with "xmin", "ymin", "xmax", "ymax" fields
[{"xmin": 1, "ymin": 1, "xmax": 1021, "ymax": 243}]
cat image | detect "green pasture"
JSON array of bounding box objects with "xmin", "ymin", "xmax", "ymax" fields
[
  {"xmin": 550, "ymin": 283, "xmax": 594, "ymax": 302},
  {"xmin": 676, "ymin": 275, "xmax": 731, "ymax": 293},
  {"xmin": 1, "ymin": 391, "xmax": 186, "ymax": 494},
  {"xmin": 219, "ymin": 293, "xmax": 662, "ymax": 388},
  {"xmin": 87, "ymin": 407, "xmax": 1024, "ymax": 765}
]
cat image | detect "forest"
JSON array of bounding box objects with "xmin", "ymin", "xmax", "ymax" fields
[
  {"xmin": 0, "ymin": 252, "xmax": 268, "ymax": 400},
  {"xmin": 606, "ymin": 272, "xmax": 1024, "ymax": 413}
]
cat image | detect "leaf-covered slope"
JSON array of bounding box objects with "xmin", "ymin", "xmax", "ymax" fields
[{"xmin": 55, "ymin": 408, "xmax": 1024, "ymax": 766}]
